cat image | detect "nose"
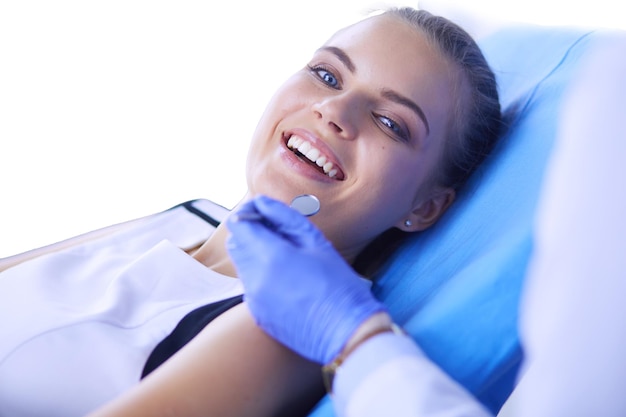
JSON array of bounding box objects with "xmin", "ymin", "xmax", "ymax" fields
[{"xmin": 311, "ymin": 94, "xmax": 358, "ymax": 140}]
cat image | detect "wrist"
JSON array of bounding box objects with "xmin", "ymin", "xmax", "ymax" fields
[
  {"xmin": 342, "ymin": 312, "xmax": 393, "ymax": 358},
  {"xmin": 322, "ymin": 312, "xmax": 405, "ymax": 393}
]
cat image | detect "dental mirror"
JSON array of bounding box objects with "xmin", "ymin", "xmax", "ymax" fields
[
  {"xmin": 290, "ymin": 194, "xmax": 321, "ymax": 217},
  {"xmin": 233, "ymin": 194, "xmax": 320, "ymax": 222}
]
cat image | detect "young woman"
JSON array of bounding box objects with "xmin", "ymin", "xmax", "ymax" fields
[{"xmin": 0, "ymin": 7, "xmax": 501, "ymax": 417}]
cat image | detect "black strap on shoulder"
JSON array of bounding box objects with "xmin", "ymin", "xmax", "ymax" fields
[
  {"xmin": 180, "ymin": 200, "xmax": 221, "ymax": 227},
  {"xmin": 165, "ymin": 199, "xmax": 223, "ymax": 227},
  {"xmin": 141, "ymin": 294, "xmax": 244, "ymax": 377}
]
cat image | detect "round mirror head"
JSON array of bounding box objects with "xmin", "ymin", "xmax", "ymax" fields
[{"xmin": 290, "ymin": 194, "xmax": 320, "ymax": 217}]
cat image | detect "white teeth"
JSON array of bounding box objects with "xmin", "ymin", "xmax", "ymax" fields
[
  {"xmin": 287, "ymin": 135, "xmax": 303, "ymax": 149},
  {"xmin": 298, "ymin": 141, "xmax": 312, "ymax": 155},
  {"xmin": 287, "ymin": 135, "xmax": 338, "ymax": 179},
  {"xmin": 306, "ymin": 148, "xmax": 321, "ymax": 162}
]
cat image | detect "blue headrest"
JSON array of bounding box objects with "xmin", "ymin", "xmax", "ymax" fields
[
  {"xmin": 376, "ymin": 26, "xmax": 597, "ymax": 412},
  {"xmin": 308, "ymin": 25, "xmax": 599, "ymax": 416}
]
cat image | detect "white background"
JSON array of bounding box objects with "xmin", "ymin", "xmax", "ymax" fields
[{"xmin": 1, "ymin": 0, "xmax": 623, "ymax": 258}]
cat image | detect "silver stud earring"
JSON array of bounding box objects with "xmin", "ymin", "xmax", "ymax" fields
[{"xmin": 404, "ymin": 219, "xmax": 413, "ymax": 228}]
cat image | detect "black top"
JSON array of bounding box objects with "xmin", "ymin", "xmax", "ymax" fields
[{"xmin": 142, "ymin": 294, "xmax": 244, "ymax": 377}]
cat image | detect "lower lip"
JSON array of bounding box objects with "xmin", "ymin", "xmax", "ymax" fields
[{"xmin": 279, "ymin": 143, "xmax": 337, "ymax": 183}]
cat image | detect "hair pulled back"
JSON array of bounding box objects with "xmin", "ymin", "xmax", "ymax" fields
[
  {"xmin": 354, "ymin": 8, "xmax": 502, "ymax": 277},
  {"xmin": 387, "ymin": 7, "xmax": 502, "ymax": 191}
]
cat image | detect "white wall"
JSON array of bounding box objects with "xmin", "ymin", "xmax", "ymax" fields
[
  {"xmin": 1, "ymin": 0, "xmax": 622, "ymax": 258},
  {"xmin": 0, "ymin": 0, "xmax": 377, "ymax": 257}
]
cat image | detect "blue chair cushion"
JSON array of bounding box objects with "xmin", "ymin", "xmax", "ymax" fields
[{"xmin": 309, "ymin": 24, "xmax": 602, "ymax": 416}]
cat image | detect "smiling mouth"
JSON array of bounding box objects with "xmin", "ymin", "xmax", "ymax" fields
[{"xmin": 286, "ymin": 135, "xmax": 345, "ymax": 180}]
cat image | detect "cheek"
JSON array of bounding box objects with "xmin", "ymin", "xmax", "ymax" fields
[
  {"xmin": 245, "ymin": 90, "xmax": 292, "ymax": 161},
  {"xmin": 248, "ymin": 80, "xmax": 308, "ymax": 148},
  {"xmin": 245, "ymin": 77, "xmax": 312, "ymax": 191},
  {"xmin": 347, "ymin": 166, "xmax": 417, "ymax": 232},
  {"xmin": 263, "ymin": 75, "xmax": 310, "ymax": 116},
  {"xmin": 353, "ymin": 151, "xmax": 435, "ymax": 227},
  {"xmin": 366, "ymin": 150, "xmax": 424, "ymax": 201}
]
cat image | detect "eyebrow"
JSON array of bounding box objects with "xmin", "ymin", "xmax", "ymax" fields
[
  {"xmin": 320, "ymin": 46, "xmax": 430, "ymax": 135},
  {"xmin": 319, "ymin": 46, "xmax": 356, "ymax": 73},
  {"xmin": 381, "ymin": 89, "xmax": 430, "ymax": 135}
]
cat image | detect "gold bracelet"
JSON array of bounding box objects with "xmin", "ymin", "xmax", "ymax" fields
[{"xmin": 321, "ymin": 322, "xmax": 405, "ymax": 393}]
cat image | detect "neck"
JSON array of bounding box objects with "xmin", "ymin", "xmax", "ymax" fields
[{"xmin": 191, "ymin": 222, "xmax": 238, "ymax": 278}]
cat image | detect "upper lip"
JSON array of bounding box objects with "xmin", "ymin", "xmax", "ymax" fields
[{"xmin": 283, "ymin": 128, "xmax": 346, "ymax": 180}]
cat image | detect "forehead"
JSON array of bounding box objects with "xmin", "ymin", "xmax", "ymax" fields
[
  {"xmin": 328, "ymin": 14, "xmax": 431, "ymax": 49},
  {"xmin": 323, "ymin": 14, "xmax": 459, "ymax": 136},
  {"xmin": 324, "ymin": 14, "xmax": 454, "ymax": 87}
]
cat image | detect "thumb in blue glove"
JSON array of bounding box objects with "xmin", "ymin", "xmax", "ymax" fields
[{"xmin": 226, "ymin": 195, "xmax": 386, "ymax": 364}]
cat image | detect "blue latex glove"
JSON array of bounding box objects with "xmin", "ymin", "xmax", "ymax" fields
[{"xmin": 226, "ymin": 195, "xmax": 386, "ymax": 364}]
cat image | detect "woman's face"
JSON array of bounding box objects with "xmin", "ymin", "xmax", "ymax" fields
[{"xmin": 245, "ymin": 14, "xmax": 461, "ymax": 260}]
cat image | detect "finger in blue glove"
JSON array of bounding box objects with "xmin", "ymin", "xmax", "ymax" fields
[{"xmin": 226, "ymin": 195, "xmax": 386, "ymax": 364}]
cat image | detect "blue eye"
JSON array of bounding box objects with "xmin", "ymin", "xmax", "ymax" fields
[
  {"xmin": 309, "ymin": 65, "xmax": 340, "ymax": 89},
  {"xmin": 377, "ymin": 114, "xmax": 409, "ymax": 142},
  {"xmin": 319, "ymin": 70, "xmax": 338, "ymax": 87}
]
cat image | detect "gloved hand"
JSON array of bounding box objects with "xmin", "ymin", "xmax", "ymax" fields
[{"xmin": 226, "ymin": 195, "xmax": 386, "ymax": 364}]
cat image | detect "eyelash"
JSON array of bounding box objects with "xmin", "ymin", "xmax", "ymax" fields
[
  {"xmin": 308, "ymin": 64, "xmax": 341, "ymax": 89},
  {"xmin": 375, "ymin": 114, "xmax": 409, "ymax": 142},
  {"xmin": 308, "ymin": 64, "xmax": 410, "ymax": 142}
]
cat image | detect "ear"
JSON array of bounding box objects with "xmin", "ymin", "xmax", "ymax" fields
[{"xmin": 396, "ymin": 188, "xmax": 456, "ymax": 232}]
